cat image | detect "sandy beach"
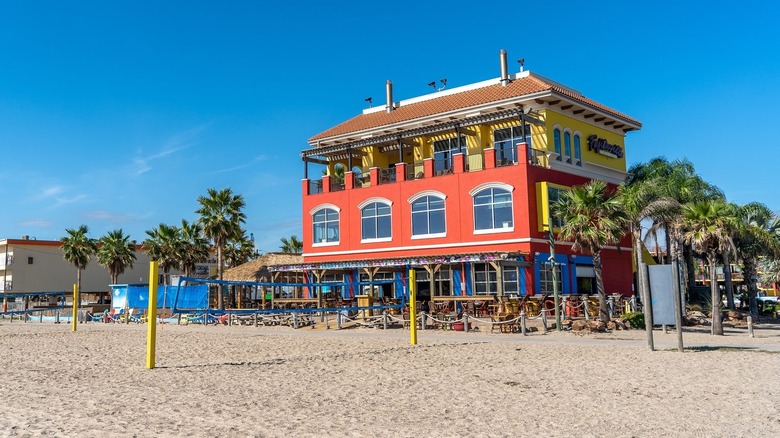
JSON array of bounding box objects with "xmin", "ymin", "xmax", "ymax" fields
[{"xmin": 1, "ymin": 320, "xmax": 778, "ymax": 437}]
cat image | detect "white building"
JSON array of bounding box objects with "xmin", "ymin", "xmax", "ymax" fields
[{"xmin": 0, "ymin": 237, "xmax": 216, "ymax": 305}]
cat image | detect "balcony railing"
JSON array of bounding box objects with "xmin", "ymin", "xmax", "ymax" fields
[
  {"xmin": 330, "ymin": 179, "xmax": 345, "ymax": 192},
  {"xmin": 406, "ymin": 162, "xmax": 425, "ymax": 181},
  {"xmin": 309, "ymin": 179, "xmax": 323, "ymax": 195},
  {"xmin": 354, "ymin": 174, "xmax": 369, "ymax": 189},
  {"xmin": 379, "ymin": 167, "xmax": 396, "ymax": 184},
  {"xmin": 433, "ymin": 158, "xmax": 453, "ymax": 176}
]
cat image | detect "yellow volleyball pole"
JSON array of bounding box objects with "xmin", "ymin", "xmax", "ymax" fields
[
  {"xmin": 146, "ymin": 261, "xmax": 159, "ymax": 369},
  {"xmin": 409, "ymin": 270, "xmax": 417, "ymax": 345},
  {"xmin": 71, "ymin": 284, "xmax": 78, "ymax": 332}
]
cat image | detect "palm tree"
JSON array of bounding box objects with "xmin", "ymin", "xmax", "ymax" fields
[
  {"xmin": 554, "ymin": 180, "xmax": 628, "ymax": 323},
  {"xmin": 732, "ymin": 204, "xmax": 780, "ymax": 314},
  {"xmin": 178, "ymin": 219, "xmax": 209, "ymax": 278},
  {"xmin": 759, "ymin": 258, "xmax": 780, "ymax": 292},
  {"xmin": 196, "ymin": 187, "xmax": 246, "ymax": 309},
  {"xmin": 143, "ymin": 223, "xmax": 182, "ymax": 285},
  {"xmin": 225, "ymin": 231, "xmax": 257, "ymax": 268},
  {"xmin": 280, "ymin": 235, "xmax": 303, "ymax": 253},
  {"xmin": 682, "ymin": 200, "xmax": 736, "ymax": 335},
  {"xmin": 60, "ymin": 225, "xmax": 98, "ymax": 309},
  {"xmin": 96, "ymin": 229, "xmax": 137, "ymax": 284}
]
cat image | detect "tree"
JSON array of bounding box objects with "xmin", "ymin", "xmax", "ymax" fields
[
  {"xmin": 178, "ymin": 219, "xmax": 209, "ymax": 278},
  {"xmin": 96, "ymin": 229, "xmax": 137, "ymax": 284},
  {"xmin": 279, "ymin": 235, "xmax": 303, "ymax": 253},
  {"xmin": 196, "ymin": 187, "xmax": 246, "ymax": 309},
  {"xmin": 682, "ymin": 200, "xmax": 736, "ymax": 335},
  {"xmin": 143, "ymin": 223, "xmax": 182, "ymax": 285},
  {"xmin": 225, "ymin": 231, "xmax": 257, "ymax": 268},
  {"xmin": 60, "ymin": 225, "xmax": 98, "ymax": 309},
  {"xmin": 731, "ymin": 203, "xmax": 780, "ymax": 314},
  {"xmin": 554, "ymin": 180, "xmax": 628, "ymax": 323}
]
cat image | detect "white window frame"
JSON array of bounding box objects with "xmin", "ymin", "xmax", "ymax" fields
[
  {"xmin": 469, "ymin": 182, "xmax": 515, "ymax": 235},
  {"xmin": 408, "ymin": 191, "xmax": 447, "ymax": 240},
  {"xmin": 358, "ymin": 197, "xmax": 393, "ymax": 243},
  {"xmin": 310, "ymin": 204, "xmax": 341, "ymax": 247}
]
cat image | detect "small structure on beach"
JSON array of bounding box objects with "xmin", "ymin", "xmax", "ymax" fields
[{"xmin": 223, "ymin": 252, "xmax": 304, "ymax": 308}]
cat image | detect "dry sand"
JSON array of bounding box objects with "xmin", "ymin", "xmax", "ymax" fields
[{"xmin": 1, "ymin": 320, "xmax": 779, "ymax": 437}]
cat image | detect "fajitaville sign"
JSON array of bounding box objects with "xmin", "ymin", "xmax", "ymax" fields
[{"xmin": 587, "ymin": 135, "xmax": 624, "ymax": 158}]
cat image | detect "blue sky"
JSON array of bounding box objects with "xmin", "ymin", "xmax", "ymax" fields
[{"xmin": 1, "ymin": 1, "xmax": 778, "ymax": 252}]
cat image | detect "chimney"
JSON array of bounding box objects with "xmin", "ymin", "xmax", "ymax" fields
[
  {"xmin": 385, "ymin": 80, "xmax": 394, "ymax": 113},
  {"xmin": 499, "ymin": 49, "xmax": 510, "ymax": 86}
]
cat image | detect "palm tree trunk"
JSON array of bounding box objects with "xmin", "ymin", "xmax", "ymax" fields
[
  {"xmin": 684, "ymin": 244, "xmax": 696, "ymax": 291},
  {"xmin": 663, "ymin": 224, "xmax": 672, "ymax": 264},
  {"xmin": 593, "ymin": 250, "xmax": 609, "ymax": 323},
  {"xmin": 76, "ymin": 268, "xmax": 82, "ymax": 311},
  {"xmin": 709, "ymin": 252, "xmax": 723, "ymax": 335},
  {"xmin": 722, "ymin": 251, "xmax": 734, "ymax": 310},
  {"xmin": 742, "ymin": 257, "xmax": 760, "ymax": 316},
  {"xmin": 633, "ymin": 222, "xmax": 654, "ymax": 350}
]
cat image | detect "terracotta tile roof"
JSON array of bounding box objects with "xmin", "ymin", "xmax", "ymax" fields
[
  {"xmin": 223, "ymin": 253, "xmax": 303, "ymax": 282},
  {"xmin": 309, "ymin": 74, "xmax": 641, "ymax": 144}
]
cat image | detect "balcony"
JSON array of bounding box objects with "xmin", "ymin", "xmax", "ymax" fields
[{"xmin": 303, "ymin": 143, "xmax": 543, "ymax": 196}]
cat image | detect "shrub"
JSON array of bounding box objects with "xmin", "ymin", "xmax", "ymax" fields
[{"xmin": 621, "ymin": 312, "xmax": 645, "ymax": 330}]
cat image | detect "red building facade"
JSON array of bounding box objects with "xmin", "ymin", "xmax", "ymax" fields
[{"xmin": 292, "ymin": 51, "xmax": 641, "ymax": 303}]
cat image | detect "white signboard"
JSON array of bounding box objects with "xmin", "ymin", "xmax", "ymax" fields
[{"xmin": 648, "ymin": 265, "xmax": 676, "ymax": 325}]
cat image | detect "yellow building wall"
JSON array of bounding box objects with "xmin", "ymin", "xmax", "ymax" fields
[{"xmin": 542, "ymin": 110, "xmax": 627, "ymax": 171}]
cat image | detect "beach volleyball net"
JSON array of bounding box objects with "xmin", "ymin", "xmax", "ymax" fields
[
  {"xmin": 1, "ymin": 291, "xmax": 68, "ymax": 321},
  {"xmin": 168, "ymin": 276, "xmax": 406, "ymax": 324}
]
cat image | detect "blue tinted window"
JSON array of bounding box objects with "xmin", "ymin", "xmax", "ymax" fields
[
  {"xmin": 411, "ymin": 196, "xmax": 446, "ymax": 236},
  {"xmin": 473, "ymin": 188, "xmax": 513, "ymax": 231},
  {"xmin": 313, "ymin": 208, "xmax": 339, "ymax": 243},
  {"xmin": 361, "ymin": 202, "xmax": 391, "ymax": 240}
]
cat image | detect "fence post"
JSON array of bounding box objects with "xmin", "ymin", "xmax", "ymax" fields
[
  {"xmin": 541, "ymin": 310, "xmax": 548, "ymax": 333},
  {"xmin": 55, "ymin": 310, "xmax": 60, "ymax": 324},
  {"xmin": 747, "ymin": 315, "xmax": 754, "ymax": 338},
  {"xmin": 293, "ymin": 313, "xmax": 298, "ymax": 329},
  {"xmin": 421, "ymin": 312, "xmax": 426, "ymax": 331},
  {"xmin": 584, "ymin": 298, "xmax": 590, "ymax": 321},
  {"xmin": 383, "ymin": 311, "xmax": 388, "ymax": 330},
  {"xmin": 325, "ymin": 312, "xmax": 330, "ymax": 329},
  {"xmin": 463, "ymin": 313, "xmax": 469, "ymax": 333},
  {"xmin": 337, "ymin": 311, "xmax": 342, "ymax": 330},
  {"xmin": 520, "ymin": 310, "xmax": 527, "ymax": 336},
  {"xmin": 254, "ymin": 314, "xmax": 258, "ymax": 327}
]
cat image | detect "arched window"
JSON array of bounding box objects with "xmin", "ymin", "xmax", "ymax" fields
[
  {"xmin": 472, "ymin": 186, "xmax": 513, "ymax": 232},
  {"xmin": 312, "ymin": 207, "xmax": 340, "ymax": 245},
  {"xmin": 361, "ymin": 202, "xmax": 392, "ymax": 241},
  {"xmin": 553, "ymin": 128, "xmax": 562, "ymax": 161},
  {"xmin": 564, "ymin": 131, "xmax": 572, "ymax": 163},
  {"xmin": 411, "ymin": 195, "xmax": 446, "ymax": 237},
  {"xmin": 573, "ymin": 134, "xmax": 582, "ymax": 166}
]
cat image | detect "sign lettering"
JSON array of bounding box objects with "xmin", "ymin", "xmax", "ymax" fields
[{"xmin": 587, "ymin": 135, "xmax": 624, "ymax": 158}]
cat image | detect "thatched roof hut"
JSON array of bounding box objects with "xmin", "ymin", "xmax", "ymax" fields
[{"xmin": 223, "ymin": 252, "xmax": 303, "ymax": 282}]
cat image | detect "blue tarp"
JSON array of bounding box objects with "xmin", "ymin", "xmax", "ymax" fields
[{"xmin": 111, "ymin": 284, "xmax": 208, "ymax": 309}]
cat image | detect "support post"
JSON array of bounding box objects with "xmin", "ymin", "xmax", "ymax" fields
[
  {"xmin": 671, "ymin": 259, "xmax": 684, "ymax": 352},
  {"xmin": 747, "ymin": 315, "xmax": 754, "ymax": 338},
  {"xmin": 640, "ymin": 262, "xmax": 655, "ymax": 351},
  {"xmin": 548, "ymin": 224, "xmax": 561, "ymax": 332},
  {"xmin": 409, "ymin": 270, "xmax": 417, "ymax": 345},
  {"xmin": 71, "ymin": 284, "xmax": 78, "ymax": 332},
  {"xmin": 145, "ymin": 261, "xmax": 159, "ymax": 369}
]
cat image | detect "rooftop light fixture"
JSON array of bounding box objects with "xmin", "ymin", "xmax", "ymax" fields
[
  {"xmin": 365, "ymin": 97, "xmax": 373, "ymax": 108},
  {"xmin": 428, "ymin": 79, "xmax": 447, "ymax": 92}
]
